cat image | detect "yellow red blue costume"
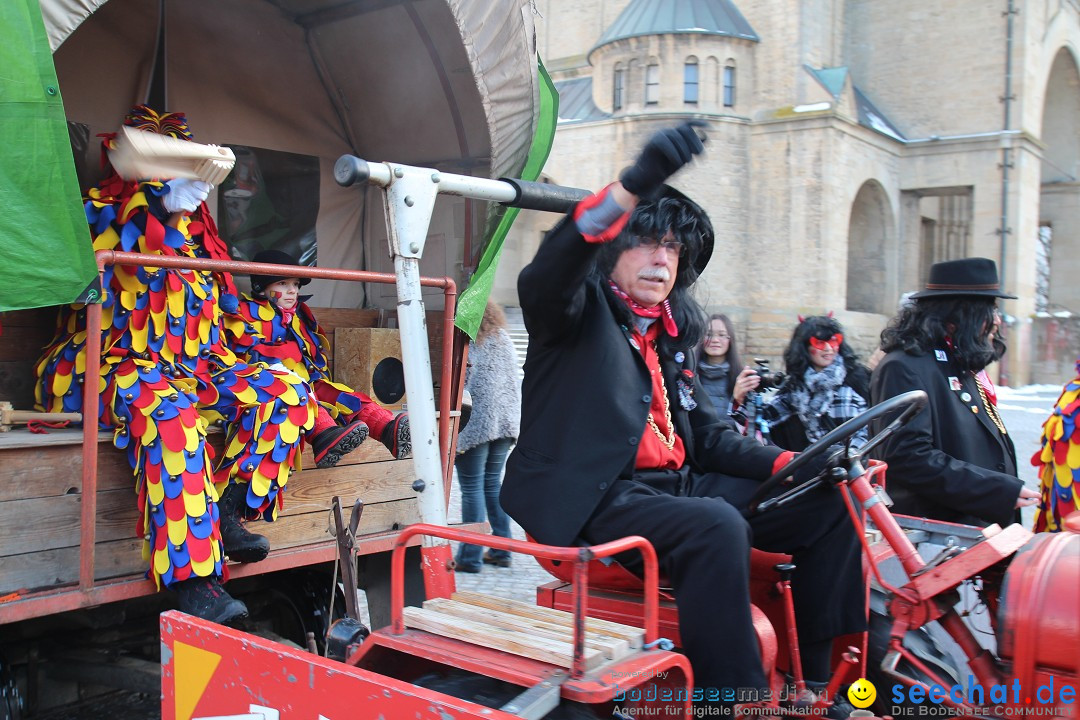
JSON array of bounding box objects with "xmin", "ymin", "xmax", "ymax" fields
[
  {"xmin": 224, "ymin": 297, "xmax": 370, "ymax": 421},
  {"xmin": 34, "ymin": 108, "xmax": 315, "ymax": 589},
  {"xmin": 1032, "ymin": 359, "xmax": 1080, "ymax": 532}
]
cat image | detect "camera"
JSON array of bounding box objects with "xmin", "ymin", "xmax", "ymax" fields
[{"xmin": 751, "ymin": 358, "xmax": 786, "ymax": 390}]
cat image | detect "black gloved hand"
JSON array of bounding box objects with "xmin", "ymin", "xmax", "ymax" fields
[
  {"xmin": 619, "ymin": 120, "xmax": 707, "ymax": 197},
  {"xmin": 790, "ymin": 445, "xmax": 847, "ymax": 488}
]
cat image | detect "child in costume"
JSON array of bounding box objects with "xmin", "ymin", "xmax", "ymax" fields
[
  {"xmin": 1032, "ymin": 358, "xmax": 1080, "ymax": 532},
  {"xmin": 225, "ymin": 250, "xmax": 411, "ymax": 466},
  {"xmin": 34, "ymin": 106, "xmax": 316, "ymax": 624}
]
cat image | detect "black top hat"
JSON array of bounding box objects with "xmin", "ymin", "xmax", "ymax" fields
[
  {"xmin": 249, "ymin": 249, "xmax": 311, "ymax": 296},
  {"xmin": 909, "ymin": 257, "xmax": 1016, "ymax": 300}
]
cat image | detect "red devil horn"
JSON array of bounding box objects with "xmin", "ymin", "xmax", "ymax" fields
[
  {"xmin": 797, "ymin": 314, "xmax": 805, "ymax": 323},
  {"xmin": 826, "ymin": 310, "xmax": 834, "ymax": 318}
]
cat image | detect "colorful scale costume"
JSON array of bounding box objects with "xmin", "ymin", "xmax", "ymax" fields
[
  {"xmin": 34, "ymin": 108, "xmax": 316, "ymax": 588},
  {"xmin": 1032, "ymin": 360, "xmax": 1080, "ymax": 532},
  {"xmin": 224, "ymin": 298, "xmax": 371, "ymax": 422}
]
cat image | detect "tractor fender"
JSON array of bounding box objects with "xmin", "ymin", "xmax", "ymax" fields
[{"xmin": 997, "ymin": 518, "xmax": 1080, "ymax": 686}]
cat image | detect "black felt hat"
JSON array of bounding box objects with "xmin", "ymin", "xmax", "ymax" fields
[
  {"xmin": 909, "ymin": 257, "xmax": 1016, "ymax": 300},
  {"xmin": 249, "ymin": 250, "xmax": 311, "ymax": 296}
]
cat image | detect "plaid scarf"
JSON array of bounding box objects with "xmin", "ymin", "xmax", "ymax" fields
[
  {"xmin": 763, "ymin": 359, "xmax": 868, "ymax": 447},
  {"xmin": 608, "ymin": 280, "xmax": 678, "ymax": 337}
]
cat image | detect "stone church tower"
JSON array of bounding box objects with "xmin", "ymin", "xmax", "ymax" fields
[{"xmin": 492, "ymin": 0, "xmax": 1080, "ymax": 384}]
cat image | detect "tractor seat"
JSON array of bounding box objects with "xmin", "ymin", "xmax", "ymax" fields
[{"xmin": 531, "ymin": 535, "xmax": 793, "ymax": 594}]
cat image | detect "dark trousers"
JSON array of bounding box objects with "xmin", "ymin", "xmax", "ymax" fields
[{"xmin": 579, "ymin": 469, "xmax": 865, "ymax": 693}]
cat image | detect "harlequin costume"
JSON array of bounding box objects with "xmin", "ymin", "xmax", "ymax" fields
[
  {"xmin": 1032, "ymin": 359, "xmax": 1080, "ymax": 532},
  {"xmin": 223, "ymin": 249, "xmax": 411, "ymax": 465},
  {"xmin": 33, "ymin": 106, "xmax": 315, "ymax": 622}
]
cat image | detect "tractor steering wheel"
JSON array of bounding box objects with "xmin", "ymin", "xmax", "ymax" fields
[{"xmin": 745, "ymin": 390, "xmax": 928, "ymax": 516}]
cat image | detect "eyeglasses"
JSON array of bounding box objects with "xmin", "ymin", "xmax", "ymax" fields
[
  {"xmin": 705, "ymin": 332, "xmax": 730, "ymax": 340},
  {"xmin": 632, "ymin": 235, "xmax": 686, "ymax": 258}
]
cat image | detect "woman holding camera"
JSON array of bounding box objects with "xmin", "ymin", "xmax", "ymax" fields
[
  {"xmin": 761, "ymin": 315, "xmax": 871, "ymax": 452},
  {"xmin": 697, "ymin": 313, "xmax": 761, "ymax": 424}
]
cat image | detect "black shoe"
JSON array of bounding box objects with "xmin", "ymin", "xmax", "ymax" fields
[
  {"xmin": 454, "ymin": 562, "xmax": 482, "ymax": 574},
  {"xmin": 482, "ymin": 552, "xmax": 511, "ymax": 568},
  {"xmin": 380, "ymin": 414, "xmax": 411, "ymax": 460},
  {"xmin": 218, "ymin": 484, "xmax": 270, "ymax": 563},
  {"xmin": 176, "ymin": 577, "xmax": 248, "ymax": 625},
  {"xmin": 312, "ymin": 420, "xmax": 369, "ymax": 468}
]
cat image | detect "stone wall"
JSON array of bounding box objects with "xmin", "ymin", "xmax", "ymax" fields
[
  {"xmin": 491, "ymin": 0, "xmax": 1080, "ymax": 383},
  {"xmin": 1031, "ymin": 315, "xmax": 1080, "ymax": 385}
]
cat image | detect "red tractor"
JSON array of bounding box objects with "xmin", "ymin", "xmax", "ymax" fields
[{"xmin": 161, "ymin": 163, "xmax": 1080, "ymax": 720}]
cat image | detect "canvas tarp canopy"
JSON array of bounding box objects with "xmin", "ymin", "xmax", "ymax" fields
[{"xmin": 2, "ymin": 0, "xmax": 540, "ymax": 312}]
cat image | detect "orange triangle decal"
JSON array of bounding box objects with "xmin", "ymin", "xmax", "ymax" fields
[{"xmin": 174, "ymin": 641, "xmax": 222, "ymax": 720}]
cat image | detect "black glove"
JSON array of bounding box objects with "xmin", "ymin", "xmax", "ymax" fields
[
  {"xmin": 619, "ymin": 121, "xmax": 707, "ymax": 197},
  {"xmin": 790, "ymin": 445, "xmax": 847, "ymax": 488}
]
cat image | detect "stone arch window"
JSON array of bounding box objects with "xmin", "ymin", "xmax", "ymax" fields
[
  {"xmin": 645, "ymin": 61, "xmax": 660, "ymax": 106},
  {"xmin": 684, "ymin": 57, "xmax": 699, "ymax": 105},
  {"xmin": 723, "ymin": 60, "xmax": 736, "ymax": 108},
  {"xmin": 613, "ymin": 63, "xmax": 626, "ymax": 111},
  {"xmin": 846, "ymin": 180, "xmax": 896, "ymax": 314}
]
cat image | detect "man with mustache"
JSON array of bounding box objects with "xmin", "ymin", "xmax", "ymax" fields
[
  {"xmin": 501, "ymin": 123, "xmax": 865, "ymax": 706},
  {"xmin": 870, "ymin": 258, "xmax": 1039, "ymax": 527}
]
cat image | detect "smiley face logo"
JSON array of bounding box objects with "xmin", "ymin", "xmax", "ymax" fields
[{"xmin": 847, "ymin": 678, "xmax": 877, "ymax": 709}]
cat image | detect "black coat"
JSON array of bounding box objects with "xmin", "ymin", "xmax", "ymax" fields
[
  {"xmin": 501, "ymin": 217, "xmax": 783, "ymax": 547},
  {"xmin": 869, "ymin": 350, "xmax": 1022, "ymax": 527}
]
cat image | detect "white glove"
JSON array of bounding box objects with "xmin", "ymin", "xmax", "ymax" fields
[{"xmin": 162, "ymin": 179, "xmax": 212, "ymax": 213}]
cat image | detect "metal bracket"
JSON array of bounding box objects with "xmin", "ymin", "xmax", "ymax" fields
[
  {"xmin": 500, "ymin": 670, "xmax": 567, "ymax": 719},
  {"xmin": 381, "ymin": 163, "xmax": 440, "ymax": 260}
]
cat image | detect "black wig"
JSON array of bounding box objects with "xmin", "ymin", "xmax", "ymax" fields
[
  {"xmin": 880, "ymin": 297, "xmax": 1004, "ymax": 373},
  {"xmin": 596, "ymin": 196, "xmax": 709, "ymax": 353}
]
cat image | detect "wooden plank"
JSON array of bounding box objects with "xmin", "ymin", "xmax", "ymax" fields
[
  {"xmin": 0, "ymin": 488, "xmax": 138, "ymax": 557},
  {"xmin": 279, "ymin": 460, "xmax": 416, "ymax": 509},
  {"xmin": 402, "ymin": 606, "xmax": 603, "ymax": 670},
  {"xmin": 0, "ymin": 425, "xmax": 415, "ymax": 501},
  {"xmin": 259, "ymin": 499, "xmax": 420, "ymax": 551},
  {"xmin": 305, "ymin": 308, "xmax": 380, "ymax": 335},
  {"xmin": 423, "ymin": 597, "xmax": 630, "ymax": 661},
  {"xmin": 0, "ymin": 538, "xmax": 144, "ymax": 595},
  {"xmin": 0, "ymin": 498, "xmax": 421, "ymax": 594},
  {"xmin": 0, "ymin": 443, "xmax": 133, "ymax": 501},
  {"xmin": 452, "ymin": 590, "xmax": 644, "ymax": 649},
  {"xmin": 0, "ymin": 428, "xmax": 109, "ymax": 450},
  {"xmin": 0, "ymin": 468, "xmax": 420, "ymax": 558}
]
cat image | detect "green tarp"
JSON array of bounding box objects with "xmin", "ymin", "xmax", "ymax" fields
[
  {"xmin": 0, "ymin": 0, "xmax": 98, "ymax": 313},
  {"xmin": 454, "ymin": 58, "xmax": 559, "ymax": 339}
]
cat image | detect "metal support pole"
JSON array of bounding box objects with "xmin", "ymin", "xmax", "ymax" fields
[{"xmin": 380, "ymin": 164, "xmax": 448, "ymax": 537}]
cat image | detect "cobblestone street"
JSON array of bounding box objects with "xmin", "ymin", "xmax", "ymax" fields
[{"xmin": 355, "ymin": 467, "xmax": 557, "ymax": 626}]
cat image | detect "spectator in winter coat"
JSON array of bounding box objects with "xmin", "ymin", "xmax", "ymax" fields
[
  {"xmin": 762, "ymin": 315, "xmax": 871, "ymax": 452},
  {"xmin": 696, "ymin": 313, "xmax": 759, "ymax": 425},
  {"xmin": 454, "ymin": 300, "xmax": 522, "ymax": 572}
]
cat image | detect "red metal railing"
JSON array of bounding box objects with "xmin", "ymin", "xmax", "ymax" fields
[
  {"xmin": 3, "ymin": 250, "xmax": 459, "ymax": 624},
  {"xmin": 389, "ymin": 523, "xmax": 663, "ymax": 680}
]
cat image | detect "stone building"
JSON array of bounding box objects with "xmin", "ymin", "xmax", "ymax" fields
[{"xmin": 493, "ymin": 0, "xmax": 1080, "ymax": 384}]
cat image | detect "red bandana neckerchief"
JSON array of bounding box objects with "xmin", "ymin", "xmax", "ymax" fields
[{"xmin": 608, "ymin": 280, "xmax": 678, "ymax": 337}]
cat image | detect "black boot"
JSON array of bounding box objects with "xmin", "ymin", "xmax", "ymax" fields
[
  {"xmin": 380, "ymin": 413, "xmax": 411, "ymax": 460},
  {"xmin": 218, "ymin": 483, "xmax": 270, "ymax": 563},
  {"xmin": 175, "ymin": 576, "xmax": 248, "ymax": 625},
  {"xmin": 311, "ymin": 419, "xmax": 369, "ymax": 469}
]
